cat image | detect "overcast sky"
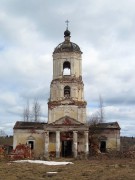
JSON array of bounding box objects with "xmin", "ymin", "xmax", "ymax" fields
[{"xmin": 0, "ymin": 0, "xmax": 135, "ymax": 136}]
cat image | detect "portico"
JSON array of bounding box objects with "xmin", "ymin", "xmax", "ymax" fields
[{"xmin": 44, "ymin": 116, "xmax": 89, "ymax": 158}]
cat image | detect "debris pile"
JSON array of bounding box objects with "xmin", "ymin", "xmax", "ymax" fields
[
  {"xmin": 0, "ymin": 145, "xmax": 13, "ymax": 159},
  {"xmin": 0, "ymin": 145, "xmax": 5, "ymax": 159},
  {"xmin": 122, "ymin": 150, "xmax": 135, "ymax": 158},
  {"xmin": 8, "ymin": 144, "xmax": 32, "ymax": 160}
]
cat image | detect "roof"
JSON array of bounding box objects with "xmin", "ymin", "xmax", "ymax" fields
[
  {"xmin": 89, "ymin": 122, "xmax": 120, "ymax": 129},
  {"xmin": 53, "ymin": 41, "xmax": 82, "ymax": 54},
  {"xmin": 53, "ymin": 29, "xmax": 82, "ymax": 54},
  {"xmin": 14, "ymin": 121, "xmax": 46, "ymax": 130}
]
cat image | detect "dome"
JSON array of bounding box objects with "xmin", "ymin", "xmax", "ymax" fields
[
  {"xmin": 64, "ymin": 29, "xmax": 71, "ymax": 37},
  {"xmin": 53, "ymin": 41, "xmax": 82, "ymax": 54},
  {"xmin": 53, "ymin": 29, "xmax": 82, "ymax": 54}
]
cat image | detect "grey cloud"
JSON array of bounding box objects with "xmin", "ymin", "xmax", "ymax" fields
[{"xmin": 0, "ymin": 0, "xmax": 135, "ymax": 136}]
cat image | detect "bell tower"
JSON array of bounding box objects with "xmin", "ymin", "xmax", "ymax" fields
[{"xmin": 48, "ymin": 25, "xmax": 87, "ymax": 124}]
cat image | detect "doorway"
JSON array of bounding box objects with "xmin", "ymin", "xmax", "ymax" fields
[
  {"xmin": 62, "ymin": 140, "xmax": 72, "ymax": 157},
  {"xmin": 27, "ymin": 140, "xmax": 34, "ymax": 150},
  {"xmin": 100, "ymin": 141, "xmax": 106, "ymax": 152}
]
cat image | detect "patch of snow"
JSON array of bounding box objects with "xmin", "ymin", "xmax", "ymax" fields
[
  {"xmin": 13, "ymin": 160, "xmax": 73, "ymax": 165},
  {"xmin": 47, "ymin": 172, "xmax": 58, "ymax": 174}
]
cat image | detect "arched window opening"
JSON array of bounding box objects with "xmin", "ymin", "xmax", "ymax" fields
[
  {"xmin": 64, "ymin": 86, "xmax": 70, "ymax": 98},
  {"xmin": 63, "ymin": 61, "xmax": 71, "ymax": 75}
]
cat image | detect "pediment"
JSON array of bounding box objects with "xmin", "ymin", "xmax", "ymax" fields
[{"xmin": 51, "ymin": 116, "xmax": 83, "ymax": 125}]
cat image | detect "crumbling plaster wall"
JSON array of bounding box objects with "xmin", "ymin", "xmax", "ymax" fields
[
  {"xmin": 53, "ymin": 52, "xmax": 82, "ymax": 79},
  {"xmin": 48, "ymin": 105, "xmax": 86, "ymax": 123},
  {"xmin": 13, "ymin": 129, "xmax": 44, "ymax": 157},
  {"xmin": 99, "ymin": 129, "xmax": 120, "ymax": 151},
  {"xmin": 50, "ymin": 81, "xmax": 84, "ymax": 102}
]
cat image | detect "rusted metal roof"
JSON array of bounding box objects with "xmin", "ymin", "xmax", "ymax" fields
[
  {"xmin": 89, "ymin": 122, "xmax": 120, "ymax": 129},
  {"xmin": 53, "ymin": 41, "xmax": 82, "ymax": 54},
  {"xmin": 13, "ymin": 121, "xmax": 46, "ymax": 130}
]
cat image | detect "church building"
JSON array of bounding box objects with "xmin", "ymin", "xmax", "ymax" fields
[{"xmin": 13, "ymin": 25, "xmax": 120, "ymax": 158}]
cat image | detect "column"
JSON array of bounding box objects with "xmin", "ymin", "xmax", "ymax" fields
[
  {"xmin": 44, "ymin": 131, "xmax": 49, "ymax": 157},
  {"xmin": 56, "ymin": 131, "xmax": 60, "ymax": 158},
  {"xmin": 84, "ymin": 131, "xmax": 89, "ymax": 156},
  {"xmin": 73, "ymin": 131, "xmax": 78, "ymax": 158}
]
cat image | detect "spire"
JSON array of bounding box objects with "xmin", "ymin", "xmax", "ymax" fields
[{"xmin": 64, "ymin": 20, "xmax": 71, "ymax": 39}]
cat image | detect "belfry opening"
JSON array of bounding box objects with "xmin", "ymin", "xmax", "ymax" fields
[
  {"xmin": 64, "ymin": 86, "xmax": 70, "ymax": 98},
  {"xmin": 63, "ymin": 61, "xmax": 71, "ymax": 75}
]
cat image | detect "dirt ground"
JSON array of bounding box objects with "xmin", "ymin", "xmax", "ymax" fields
[{"xmin": 0, "ymin": 157, "xmax": 135, "ymax": 180}]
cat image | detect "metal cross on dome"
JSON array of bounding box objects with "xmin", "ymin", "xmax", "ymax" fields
[{"xmin": 65, "ymin": 20, "xmax": 69, "ymax": 30}]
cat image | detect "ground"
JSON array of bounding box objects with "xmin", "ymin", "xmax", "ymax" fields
[{"xmin": 0, "ymin": 158, "xmax": 135, "ymax": 180}]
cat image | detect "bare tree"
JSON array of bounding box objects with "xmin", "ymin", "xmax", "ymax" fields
[
  {"xmin": 32, "ymin": 99, "xmax": 41, "ymax": 122},
  {"xmin": 98, "ymin": 95, "xmax": 105, "ymax": 123},
  {"xmin": 88, "ymin": 95, "xmax": 105, "ymax": 155},
  {"xmin": 0, "ymin": 130, "xmax": 7, "ymax": 137},
  {"xmin": 88, "ymin": 95, "xmax": 105, "ymax": 124},
  {"xmin": 23, "ymin": 100, "xmax": 30, "ymax": 122}
]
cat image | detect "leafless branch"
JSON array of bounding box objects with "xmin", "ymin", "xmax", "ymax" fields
[
  {"xmin": 32, "ymin": 99, "xmax": 41, "ymax": 122},
  {"xmin": 23, "ymin": 100, "xmax": 30, "ymax": 122}
]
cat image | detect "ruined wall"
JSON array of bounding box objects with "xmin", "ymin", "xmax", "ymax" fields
[
  {"xmin": 13, "ymin": 129, "xmax": 44, "ymax": 157},
  {"xmin": 48, "ymin": 105, "xmax": 86, "ymax": 123},
  {"xmin": 53, "ymin": 52, "xmax": 82, "ymax": 79},
  {"xmin": 49, "ymin": 133, "xmax": 56, "ymax": 153},
  {"xmin": 99, "ymin": 129, "xmax": 120, "ymax": 151},
  {"xmin": 78, "ymin": 132, "xmax": 86, "ymax": 153},
  {"xmin": 50, "ymin": 80, "xmax": 84, "ymax": 102}
]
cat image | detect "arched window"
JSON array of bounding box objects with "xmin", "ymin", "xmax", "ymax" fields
[
  {"xmin": 63, "ymin": 61, "xmax": 71, "ymax": 75},
  {"xmin": 64, "ymin": 86, "xmax": 70, "ymax": 98}
]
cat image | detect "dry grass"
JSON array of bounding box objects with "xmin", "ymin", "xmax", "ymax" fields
[{"xmin": 0, "ymin": 158, "xmax": 135, "ymax": 180}]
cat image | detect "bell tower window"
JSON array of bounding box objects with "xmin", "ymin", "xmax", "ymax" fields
[
  {"xmin": 64, "ymin": 86, "xmax": 70, "ymax": 98},
  {"xmin": 63, "ymin": 61, "xmax": 71, "ymax": 75}
]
